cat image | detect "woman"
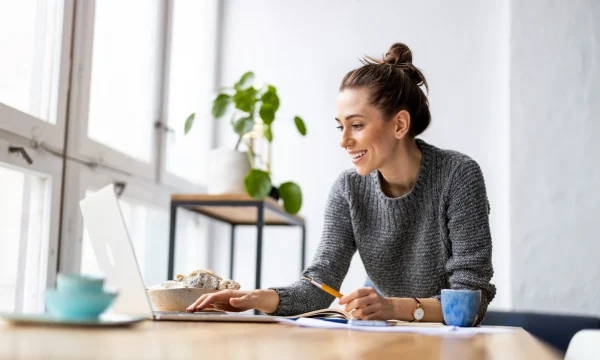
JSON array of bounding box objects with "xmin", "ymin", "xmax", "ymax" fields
[{"xmin": 187, "ymin": 43, "xmax": 496, "ymax": 323}]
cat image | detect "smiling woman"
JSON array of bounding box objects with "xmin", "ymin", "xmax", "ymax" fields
[{"xmin": 186, "ymin": 43, "xmax": 496, "ymax": 325}]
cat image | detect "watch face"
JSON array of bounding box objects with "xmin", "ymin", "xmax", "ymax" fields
[{"xmin": 414, "ymin": 308, "xmax": 425, "ymax": 320}]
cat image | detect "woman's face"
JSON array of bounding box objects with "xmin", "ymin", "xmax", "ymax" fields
[{"xmin": 336, "ymin": 88, "xmax": 397, "ymax": 176}]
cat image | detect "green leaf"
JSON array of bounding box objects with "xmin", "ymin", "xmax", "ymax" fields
[
  {"xmin": 233, "ymin": 87, "xmax": 258, "ymax": 112},
  {"xmin": 245, "ymin": 169, "xmax": 271, "ymax": 199},
  {"xmin": 259, "ymin": 103, "xmax": 275, "ymax": 125},
  {"xmin": 278, "ymin": 181, "xmax": 302, "ymax": 214},
  {"xmin": 261, "ymin": 85, "xmax": 280, "ymax": 112},
  {"xmin": 294, "ymin": 116, "xmax": 307, "ymax": 136},
  {"xmin": 233, "ymin": 116, "xmax": 255, "ymax": 136},
  {"xmin": 235, "ymin": 71, "xmax": 255, "ymax": 91},
  {"xmin": 263, "ymin": 124, "xmax": 273, "ymax": 142},
  {"xmin": 184, "ymin": 113, "xmax": 195, "ymax": 134},
  {"xmin": 212, "ymin": 94, "xmax": 231, "ymax": 118}
]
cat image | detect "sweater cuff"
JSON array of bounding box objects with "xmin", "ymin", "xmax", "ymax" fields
[{"xmin": 266, "ymin": 287, "xmax": 295, "ymax": 316}]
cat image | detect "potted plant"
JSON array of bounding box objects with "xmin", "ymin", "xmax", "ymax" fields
[{"xmin": 184, "ymin": 71, "xmax": 307, "ymax": 215}]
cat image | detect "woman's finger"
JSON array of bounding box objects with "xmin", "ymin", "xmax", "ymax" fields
[
  {"xmin": 352, "ymin": 304, "xmax": 379, "ymax": 319},
  {"xmin": 194, "ymin": 290, "xmax": 236, "ymax": 311},
  {"xmin": 344, "ymin": 293, "xmax": 373, "ymax": 312},
  {"xmin": 339, "ymin": 287, "xmax": 372, "ymax": 305},
  {"xmin": 186, "ymin": 294, "xmax": 210, "ymax": 312}
]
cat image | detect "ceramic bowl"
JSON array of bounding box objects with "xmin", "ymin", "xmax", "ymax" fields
[
  {"xmin": 45, "ymin": 289, "xmax": 117, "ymax": 320},
  {"xmin": 147, "ymin": 288, "xmax": 218, "ymax": 311}
]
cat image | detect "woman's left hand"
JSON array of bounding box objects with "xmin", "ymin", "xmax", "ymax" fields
[{"xmin": 338, "ymin": 287, "xmax": 395, "ymax": 320}]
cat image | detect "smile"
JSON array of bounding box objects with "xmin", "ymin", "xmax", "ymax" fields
[{"xmin": 349, "ymin": 150, "xmax": 367, "ymax": 163}]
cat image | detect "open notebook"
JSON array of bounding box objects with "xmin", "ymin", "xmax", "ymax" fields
[{"xmin": 286, "ymin": 308, "xmax": 353, "ymax": 320}]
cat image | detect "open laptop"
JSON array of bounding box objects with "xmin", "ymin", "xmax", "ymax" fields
[{"xmin": 79, "ymin": 184, "xmax": 280, "ymax": 323}]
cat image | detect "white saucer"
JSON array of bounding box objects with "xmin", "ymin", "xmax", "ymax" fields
[{"xmin": 0, "ymin": 312, "xmax": 147, "ymax": 328}]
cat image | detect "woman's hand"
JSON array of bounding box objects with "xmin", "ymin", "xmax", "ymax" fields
[
  {"xmin": 186, "ymin": 289, "xmax": 279, "ymax": 314},
  {"xmin": 338, "ymin": 287, "xmax": 395, "ymax": 320}
]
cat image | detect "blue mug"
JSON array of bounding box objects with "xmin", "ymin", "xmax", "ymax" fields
[{"xmin": 441, "ymin": 289, "xmax": 481, "ymax": 327}]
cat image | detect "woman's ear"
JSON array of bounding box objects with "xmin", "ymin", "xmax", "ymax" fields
[{"xmin": 394, "ymin": 110, "xmax": 411, "ymax": 139}]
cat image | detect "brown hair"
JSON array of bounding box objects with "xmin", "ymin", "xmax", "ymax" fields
[{"xmin": 339, "ymin": 43, "xmax": 431, "ymax": 136}]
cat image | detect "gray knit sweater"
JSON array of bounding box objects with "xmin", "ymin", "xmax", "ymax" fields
[{"xmin": 270, "ymin": 139, "xmax": 496, "ymax": 323}]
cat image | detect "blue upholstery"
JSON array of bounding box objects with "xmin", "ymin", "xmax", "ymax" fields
[{"xmin": 481, "ymin": 311, "xmax": 600, "ymax": 353}]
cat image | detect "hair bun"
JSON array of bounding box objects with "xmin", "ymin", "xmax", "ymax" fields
[
  {"xmin": 384, "ymin": 43, "xmax": 413, "ymax": 65},
  {"xmin": 382, "ymin": 43, "xmax": 428, "ymax": 91}
]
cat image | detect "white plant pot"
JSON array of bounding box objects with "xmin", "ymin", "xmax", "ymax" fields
[{"xmin": 206, "ymin": 148, "xmax": 251, "ymax": 194}]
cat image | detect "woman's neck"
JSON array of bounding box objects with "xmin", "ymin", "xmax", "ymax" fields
[{"xmin": 379, "ymin": 139, "xmax": 423, "ymax": 198}]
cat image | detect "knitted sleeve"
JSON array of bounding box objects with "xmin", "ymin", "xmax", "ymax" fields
[
  {"xmin": 433, "ymin": 160, "xmax": 497, "ymax": 325},
  {"xmin": 268, "ymin": 173, "xmax": 357, "ymax": 316}
]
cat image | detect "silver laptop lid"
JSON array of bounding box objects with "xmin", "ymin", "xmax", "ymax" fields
[{"xmin": 79, "ymin": 184, "xmax": 154, "ymax": 319}]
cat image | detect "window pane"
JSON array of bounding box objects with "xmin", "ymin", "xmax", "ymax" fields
[
  {"xmin": 81, "ymin": 194, "xmax": 169, "ymax": 287},
  {"xmin": 0, "ymin": 164, "xmax": 50, "ymax": 313},
  {"xmin": 165, "ymin": 0, "xmax": 217, "ymax": 184},
  {"xmin": 87, "ymin": 0, "xmax": 161, "ymax": 163},
  {"xmin": 0, "ymin": 0, "xmax": 63, "ymax": 123}
]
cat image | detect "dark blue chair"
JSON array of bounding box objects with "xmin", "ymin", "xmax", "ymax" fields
[{"xmin": 481, "ymin": 311, "xmax": 600, "ymax": 353}]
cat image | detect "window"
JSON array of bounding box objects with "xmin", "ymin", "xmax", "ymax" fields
[
  {"xmin": 0, "ymin": 0, "xmax": 64, "ymax": 123},
  {"xmin": 162, "ymin": 0, "xmax": 218, "ymax": 186},
  {"xmin": 0, "ymin": 164, "xmax": 52, "ymax": 313},
  {"xmin": 0, "ymin": 0, "xmax": 219, "ymax": 313},
  {"xmin": 86, "ymin": 0, "xmax": 162, "ymax": 164}
]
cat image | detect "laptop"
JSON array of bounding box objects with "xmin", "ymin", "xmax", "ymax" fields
[{"xmin": 79, "ymin": 184, "xmax": 280, "ymax": 323}]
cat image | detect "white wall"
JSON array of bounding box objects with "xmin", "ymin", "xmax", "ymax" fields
[
  {"xmin": 213, "ymin": 0, "xmax": 511, "ymax": 309},
  {"xmin": 510, "ymin": 0, "xmax": 600, "ymax": 316}
]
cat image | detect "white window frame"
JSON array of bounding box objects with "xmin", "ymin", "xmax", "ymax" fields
[
  {"xmin": 66, "ymin": 0, "xmax": 166, "ymax": 181},
  {"xmin": 0, "ymin": 0, "xmax": 74, "ymax": 151},
  {"xmin": 157, "ymin": 0, "xmax": 220, "ymax": 193},
  {"xmin": 1, "ymin": 0, "xmax": 221, "ymax": 293},
  {"xmin": 0, "ymin": 136, "xmax": 62, "ymax": 313}
]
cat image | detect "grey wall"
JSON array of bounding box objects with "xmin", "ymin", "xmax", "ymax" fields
[{"xmin": 510, "ymin": 0, "xmax": 600, "ymax": 315}]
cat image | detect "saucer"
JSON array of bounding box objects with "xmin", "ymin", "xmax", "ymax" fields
[{"xmin": 0, "ymin": 312, "xmax": 146, "ymax": 328}]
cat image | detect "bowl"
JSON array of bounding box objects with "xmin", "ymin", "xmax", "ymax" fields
[
  {"xmin": 45, "ymin": 289, "xmax": 117, "ymax": 320},
  {"xmin": 147, "ymin": 288, "xmax": 218, "ymax": 311}
]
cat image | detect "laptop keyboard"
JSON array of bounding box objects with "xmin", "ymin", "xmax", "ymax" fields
[{"xmin": 154, "ymin": 311, "xmax": 228, "ymax": 316}]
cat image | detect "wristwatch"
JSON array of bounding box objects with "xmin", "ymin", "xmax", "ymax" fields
[{"xmin": 411, "ymin": 298, "xmax": 425, "ymax": 322}]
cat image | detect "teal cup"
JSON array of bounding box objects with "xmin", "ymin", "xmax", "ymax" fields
[
  {"xmin": 45, "ymin": 273, "xmax": 117, "ymax": 320},
  {"xmin": 56, "ymin": 273, "xmax": 105, "ymax": 293},
  {"xmin": 441, "ymin": 289, "xmax": 481, "ymax": 327}
]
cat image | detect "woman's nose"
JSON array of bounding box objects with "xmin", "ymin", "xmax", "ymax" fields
[{"xmin": 339, "ymin": 129, "xmax": 353, "ymax": 149}]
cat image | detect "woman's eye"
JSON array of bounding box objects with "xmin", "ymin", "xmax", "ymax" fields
[
  {"xmin": 336, "ymin": 125, "xmax": 343, "ymax": 131},
  {"xmin": 352, "ymin": 124, "xmax": 363, "ymax": 129}
]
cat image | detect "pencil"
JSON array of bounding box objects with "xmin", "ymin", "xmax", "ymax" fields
[{"xmin": 304, "ymin": 276, "xmax": 344, "ymax": 298}]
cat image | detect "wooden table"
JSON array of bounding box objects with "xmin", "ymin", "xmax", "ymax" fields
[
  {"xmin": 0, "ymin": 320, "xmax": 562, "ymax": 359},
  {"xmin": 168, "ymin": 194, "xmax": 306, "ymax": 291}
]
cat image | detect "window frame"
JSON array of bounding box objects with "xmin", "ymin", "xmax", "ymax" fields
[
  {"xmin": 0, "ymin": 137, "xmax": 63, "ymax": 313},
  {"xmin": 67, "ymin": 0, "xmax": 166, "ymax": 181},
  {"xmin": 0, "ymin": 0, "xmax": 221, "ymax": 306},
  {"xmin": 157, "ymin": 0, "xmax": 220, "ymax": 191},
  {"xmin": 0, "ymin": 0, "xmax": 73, "ymax": 150}
]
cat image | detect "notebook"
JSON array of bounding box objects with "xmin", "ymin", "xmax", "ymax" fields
[{"xmin": 287, "ymin": 308, "xmax": 353, "ymax": 320}]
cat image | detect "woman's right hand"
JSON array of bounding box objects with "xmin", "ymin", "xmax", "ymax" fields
[{"xmin": 186, "ymin": 289, "xmax": 279, "ymax": 314}]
